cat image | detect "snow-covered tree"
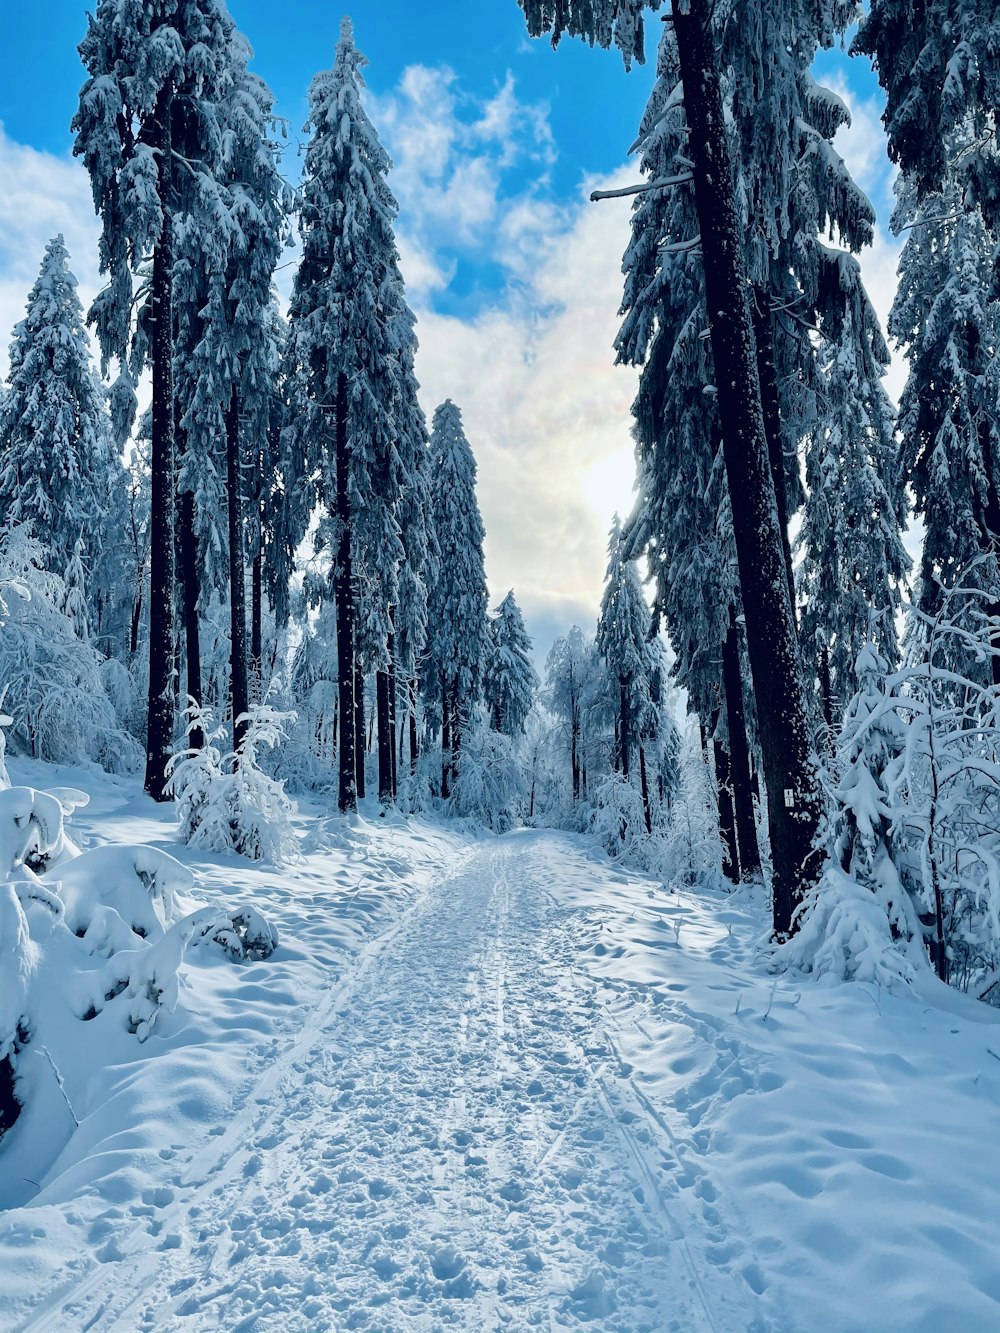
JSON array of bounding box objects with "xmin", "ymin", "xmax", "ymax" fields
[
  {"xmin": 424, "ymin": 400, "xmax": 490, "ymax": 797},
  {"xmin": 74, "ymin": 0, "xmax": 259, "ymax": 799},
  {"xmin": 283, "ymin": 19, "xmax": 409, "ymax": 811},
  {"xmin": 890, "ymin": 176, "xmax": 1000, "ymax": 680},
  {"xmin": 0, "ymin": 237, "xmax": 121, "ymax": 598},
  {"xmin": 485, "ymin": 589, "xmax": 538, "ymax": 737},
  {"xmin": 544, "ymin": 625, "xmax": 598, "ymax": 806},
  {"xmin": 797, "ymin": 256, "xmax": 910, "ymax": 724}
]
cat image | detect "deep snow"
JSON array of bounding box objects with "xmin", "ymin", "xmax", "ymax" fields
[{"xmin": 2, "ymin": 760, "xmax": 1000, "ymax": 1331}]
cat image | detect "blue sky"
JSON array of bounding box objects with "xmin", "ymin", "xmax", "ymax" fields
[{"xmin": 0, "ymin": 3, "xmax": 898, "ymax": 658}]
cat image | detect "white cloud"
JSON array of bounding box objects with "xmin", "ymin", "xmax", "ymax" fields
[{"xmin": 409, "ymin": 167, "xmax": 640, "ymax": 648}]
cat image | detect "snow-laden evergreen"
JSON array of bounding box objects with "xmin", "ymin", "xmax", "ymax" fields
[
  {"xmin": 890, "ymin": 172, "xmax": 1000, "ymax": 657},
  {"xmin": 0, "ymin": 236, "xmax": 123, "ymax": 598},
  {"xmin": 485, "ymin": 589, "xmax": 538, "ymax": 736},
  {"xmin": 424, "ymin": 400, "xmax": 491, "ymax": 792},
  {"xmin": 797, "ymin": 259, "xmax": 910, "ymax": 722},
  {"xmin": 283, "ymin": 18, "xmax": 416, "ymax": 809}
]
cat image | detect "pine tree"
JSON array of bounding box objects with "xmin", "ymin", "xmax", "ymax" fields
[
  {"xmin": 485, "ymin": 589, "xmax": 538, "ymax": 737},
  {"xmin": 0, "ymin": 236, "xmax": 120, "ymax": 592},
  {"xmin": 797, "ymin": 255, "xmax": 910, "ymax": 722},
  {"xmin": 284, "ymin": 19, "xmax": 408, "ymax": 812},
  {"xmin": 424, "ymin": 400, "xmax": 490, "ymax": 798},
  {"xmin": 74, "ymin": 0, "xmax": 253, "ymax": 800},
  {"xmin": 854, "ymin": 0, "xmax": 1000, "ymax": 223},
  {"xmin": 596, "ymin": 521, "xmax": 659, "ymax": 831},
  {"xmin": 890, "ymin": 175, "xmax": 1000, "ymax": 680}
]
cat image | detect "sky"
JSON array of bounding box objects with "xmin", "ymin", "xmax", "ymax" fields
[{"xmin": 0, "ymin": 2, "xmax": 902, "ymax": 662}]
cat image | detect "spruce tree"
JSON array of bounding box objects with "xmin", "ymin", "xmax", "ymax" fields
[
  {"xmin": 485, "ymin": 589, "xmax": 538, "ymax": 737},
  {"xmin": 424, "ymin": 400, "xmax": 490, "ymax": 798},
  {"xmin": 74, "ymin": 0, "xmax": 252, "ymax": 799},
  {"xmin": 596, "ymin": 521, "xmax": 659, "ymax": 831},
  {"xmin": 0, "ymin": 236, "xmax": 120, "ymax": 591},
  {"xmin": 284, "ymin": 19, "xmax": 408, "ymax": 812}
]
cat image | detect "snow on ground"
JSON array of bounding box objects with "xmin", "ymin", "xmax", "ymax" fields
[{"xmin": 2, "ymin": 762, "xmax": 1000, "ymax": 1331}]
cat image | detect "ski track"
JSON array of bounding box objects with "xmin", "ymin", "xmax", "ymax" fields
[{"xmin": 20, "ymin": 835, "xmax": 771, "ymax": 1333}]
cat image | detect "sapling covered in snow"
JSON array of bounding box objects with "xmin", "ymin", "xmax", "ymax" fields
[
  {"xmin": 169, "ymin": 701, "xmax": 299, "ymax": 864},
  {"xmin": 448, "ymin": 708, "xmax": 528, "ymax": 833}
]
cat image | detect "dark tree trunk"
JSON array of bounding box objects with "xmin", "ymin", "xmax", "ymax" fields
[
  {"xmin": 387, "ymin": 616, "xmax": 398, "ymax": 800},
  {"xmin": 226, "ymin": 391, "xmax": 250, "ymax": 753},
  {"xmin": 619, "ymin": 676, "xmax": 631, "ymax": 781},
  {"xmin": 354, "ymin": 665, "xmax": 366, "ymax": 800},
  {"xmin": 723, "ymin": 607, "xmax": 761, "ymax": 877},
  {"xmin": 176, "ymin": 425, "xmax": 203, "ymax": 750},
  {"xmin": 639, "ymin": 745, "xmax": 652, "ymax": 835},
  {"xmin": 818, "ymin": 642, "xmax": 835, "ymax": 741},
  {"xmin": 752, "ymin": 287, "xmax": 796, "ymax": 617},
  {"xmin": 441, "ymin": 675, "xmax": 452, "ymax": 799},
  {"xmin": 409, "ymin": 678, "xmax": 419, "ymax": 774},
  {"xmin": 571, "ymin": 711, "xmax": 580, "ymax": 800},
  {"xmin": 673, "ymin": 0, "xmax": 822, "ymax": 937},
  {"xmin": 450, "ymin": 682, "xmax": 461, "ymax": 784},
  {"xmin": 376, "ymin": 668, "xmax": 393, "ymax": 806},
  {"xmin": 712, "ymin": 708, "xmax": 739, "ymax": 884},
  {"xmin": 334, "ymin": 371, "xmax": 357, "ymax": 813},
  {"xmin": 130, "ymin": 592, "xmax": 143, "ymax": 657},
  {"xmin": 144, "ymin": 82, "xmax": 176, "ymax": 803},
  {"xmin": 251, "ymin": 546, "xmax": 263, "ymax": 703}
]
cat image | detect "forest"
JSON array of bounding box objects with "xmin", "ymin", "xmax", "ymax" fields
[{"xmin": 1, "ymin": 1, "xmax": 1000, "ymax": 1329}]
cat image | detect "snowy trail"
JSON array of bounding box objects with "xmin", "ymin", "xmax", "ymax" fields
[{"xmin": 20, "ymin": 832, "xmax": 764, "ymax": 1333}]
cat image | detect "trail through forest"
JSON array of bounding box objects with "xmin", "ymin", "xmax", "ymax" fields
[{"xmin": 20, "ymin": 834, "xmax": 768, "ymax": 1333}]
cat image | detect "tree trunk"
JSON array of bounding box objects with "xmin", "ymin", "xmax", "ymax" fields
[
  {"xmin": 673, "ymin": 0, "xmax": 822, "ymax": 937},
  {"xmin": 130, "ymin": 591, "xmax": 143, "ymax": 657},
  {"xmin": 752, "ymin": 287, "xmax": 796, "ymax": 617},
  {"xmin": 409, "ymin": 678, "xmax": 419, "ymax": 774},
  {"xmin": 334, "ymin": 371, "xmax": 357, "ymax": 813},
  {"xmin": 712, "ymin": 711, "xmax": 739, "ymax": 884},
  {"xmin": 619, "ymin": 676, "xmax": 631, "ymax": 781},
  {"xmin": 144, "ymin": 81, "xmax": 176, "ymax": 803},
  {"xmin": 441, "ymin": 675, "xmax": 452, "ymax": 799},
  {"xmin": 450, "ymin": 682, "xmax": 461, "ymax": 787},
  {"xmin": 818, "ymin": 641, "xmax": 835, "ymax": 741},
  {"xmin": 387, "ymin": 615, "xmax": 398, "ymax": 800},
  {"xmin": 176, "ymin": 425, "xmax": 203, "ymax": 750},
  {"xmin": 639, "ymin": 745, "xmax": 652, "ymax": 835},
  {"xmin": 571, "ymin": 711, "xmax": 580, "ymax": 800},
  {"xmin": 226, "ymin": 390, "xmax": 250, "ymax": 753},
  {"xmin": 723, "ymin": 606, "xmax": 761, "ymax": 877},
  {"xmin": 376, "ymin": 669, "xmax": 393, "ymax": 806},
  {"xmin": 354, "ymin": 665, "xmax": 366, "ymax": 799},
  {"xmin": 251, "ymin": 545, "xmax": 263, "ymax": 703}
]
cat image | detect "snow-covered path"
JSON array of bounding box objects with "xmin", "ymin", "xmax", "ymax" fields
[{"xmin": 24, "ymin": 832, "xmax": 761, "ymax": 1333}]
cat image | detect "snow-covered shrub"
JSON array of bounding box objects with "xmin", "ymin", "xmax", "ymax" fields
[
  {"xmin": 589, "ymin": 771, "xmax": 650, "ymax": 861},
  {"xmin": 169, "ymin": 702, "xmax": 300, "ymax": 863},
  {"xmin": 778, "ymin": 865, "xmax": 920, "ymax": 990},
  {"xmin": 785, "ymin": 593, "xmax": 1000, "ymax": 996},
  {"xmin": 0, "ymin": 775, "xmax": 280, "ymax": 1138},
  {"xmin": 0, "ymin": 526, "xmax": 142, "ymax": 773},
  {"xmin": 449, "ymin": 713, "xmax": 527, "ymax": 832}
]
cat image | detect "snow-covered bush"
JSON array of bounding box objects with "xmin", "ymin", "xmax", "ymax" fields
[
  {"xmin": 0, "ymin": 773, "xmax": 280, "ymax": 1140},
  {"xmin": 589, "ymin": 771, "xmax": 651, "ymax": 861},
  {"xmin": 0, "ymin": 527, "xmax": 142, "ymax": 773},
  {"xmin": 169, "ymin": 702, "xmax": 300, "ymax": 863},
  {"xmin": 783, "ymin": 592, "xmax": 1000, "ymax": 996},
  {"xmin": 449, "ymin": 713, "xmax": 527, "ymax": 832}
]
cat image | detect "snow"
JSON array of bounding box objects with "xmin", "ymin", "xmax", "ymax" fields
[{"xmin": 2, "ymin": 759, "xmax": 1000, "ymax": 1330}]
